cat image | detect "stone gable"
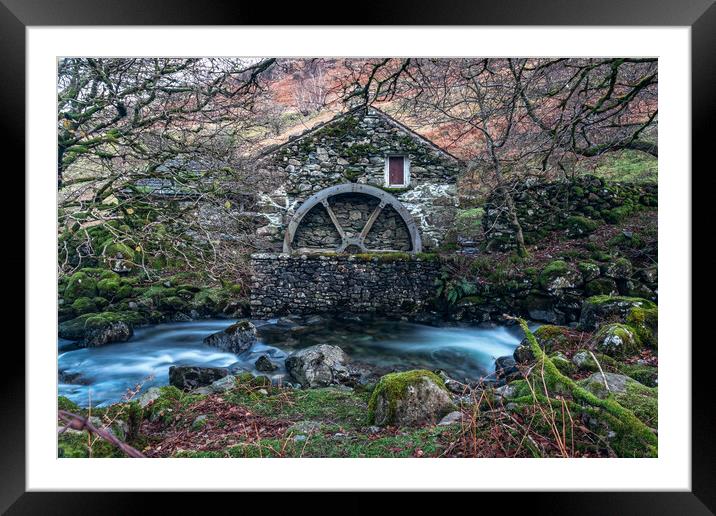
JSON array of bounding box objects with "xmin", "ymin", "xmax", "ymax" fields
[{"xmin": 254, "ymin": 107, "xmax": 462, "ymax": 251}]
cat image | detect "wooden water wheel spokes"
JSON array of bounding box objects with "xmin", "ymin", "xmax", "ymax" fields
[{"xmin": 283, "ymin": 183, "xmax": 422, "ymax": 254}]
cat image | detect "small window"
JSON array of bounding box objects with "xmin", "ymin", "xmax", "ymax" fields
[{"xmin": 385, "ymin": 156, "xmax": 409, "ymax": 187}]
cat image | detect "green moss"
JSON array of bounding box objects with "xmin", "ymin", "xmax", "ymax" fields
[
  {"xmin": 64, "ymin": 271, "xmax": 98, "ymax": 300},
  {"xmin": 58, "ymin": 431, "xmax": 123, "ymax": 458},
  {"xmin": 513, "ymin": 319, "xmax": 657, "ymax": 457},
  {"xmin": 618, "ymin": 363, "xmax": 658, "ymax": 387},
  {"xmin": 538, "ymin": 260, "xmax": 569, "ymax": 288},
  {"xmin": 577, "ymin": 261, "xmax": 601, "ymax": 280},
  {"xmin": 549, "ymin": 352, "xmax": 576, "ymax": 375},
  {"xmin": 96, "ymin": 278, "xmax": 120, "ymax": 298},
  {"xmin": 145, "ymin": 385, "xmax": 184, "ymax": 425},
  {"xmin": 604, "ymin": 206, "xmax": 633, "ymax": 224},
  {"xmin": 613, "ymin": 382, "xmax": 658, "ymax": 429},
  {"xmin": 585, "ymin": 295, "xmax": 656, "ymax": 309},
  {"xmin": 104, "ymin": 241, "xmax": 136, "ymax": 262},
  {"xmin": 71, "ymin": 297, "xmax": 97, "ymax": 314},
  {"xmin": 367, "ymin": 370, "xmax": 447, "ymax": 425},
  {"xmin": 353, "ymin": 252, "xmax": 409, "ymax": 262},
  {"xmin": 595, "ymin": 323, "xmax": 642, "ymax": 358},
  {"xmin": 141, "ymin": 285, "xmax": 177, "ymax": 300},
  {"xmin": 585, "ymin": 278, "xmax": 619, "ymax": 296},
  {"xmin": 565, "ymin": 215, "xmax": 599, "ymax": 237},
  {"xmin": 157, "ymin": 296, "xmax": 188, "ymax": 312},
  {"xmin": 59, "ymin": 311, "xmax": 145, "ymax": 340},
  {"xmin": 626, "ymin": 306, "xmax": 658, "ymax": 349},
  {"xmin": 58, "ymin": 396, "xmax": 81, "ymax": 413}
]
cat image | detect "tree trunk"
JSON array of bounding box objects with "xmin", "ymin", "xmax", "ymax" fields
[{"xmin": 491, "ymin": 153, "xmax": 528, "ymax": 258}]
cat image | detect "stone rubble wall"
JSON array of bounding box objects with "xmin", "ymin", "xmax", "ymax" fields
[
  {"xmin": 254, "ymin": 108, "xmax": 462, "ymax": 251},
  {"xmin": 483, "ymin": 175, "xmax": 658, "ymax": 250},
  {"xmin": 250, "ymin": 253, "xmax": 441, "ymax": 318}
]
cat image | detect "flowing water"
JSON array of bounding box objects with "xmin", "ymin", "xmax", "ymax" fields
[{"xmin": 58, "ymin": 317, "xmax": 532, "ymax": 407}]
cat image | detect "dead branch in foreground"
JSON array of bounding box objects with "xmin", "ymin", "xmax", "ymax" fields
[{"xmin": 58, "ymin": 410, "xmax": 145, "ymax": 458}]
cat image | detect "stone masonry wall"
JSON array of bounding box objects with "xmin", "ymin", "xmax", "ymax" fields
[
  {"xmin": 483, "ymin": 175, "xmax": 658, "ymax": 250},
  {"xmin": 250, "ymin": 253, "xmax": 441, "ymax": 318},
  {"xmin": 254, "ymin": 107, "xmax": 462, "ymax": 251}
]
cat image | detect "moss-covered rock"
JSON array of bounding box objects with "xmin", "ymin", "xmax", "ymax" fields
[
  {"xmin": 604, "ymin": 205, "xmax": 633, "ymax": 224},
  {"xmin": 513, "ymin": 320, "xmax": 657, "ymax": 457},
  {"xmin": 565, "ymin": 216, "xmax": 599, "ymax": 238},
  {"xmin": 626, "ymin": 305, "xmax": 658, "ymax": 349},
  {"xmin": 579, "ymin": 295, "xmax": 656, "ymax": 331},
  {"xmin": 618, "ymin": 363, "xmax": 658, "ymax": 387},
  {"xmin": 70, "ymin": 296, "xmax": 97, "ymax": 315},
  {"xmin": 585, "ymin": 278, "xmax": 619, "ymax": 297},
  {"xmin": 594, "ymin": 323, "xmax": 642, "ymax": 358},
  {"xmin": 571, "ymin": 350, "xmax": 599, "ymax": 372},
  {"xmin": 59, "ymin": 311, "xmax": 144, "ymax": 344},
  {"xmin": 538, "ymin": 260, "xmax": 580, "ymax": 291},
  {"xmin": 513, "ymin": 325, "xmax": 580, "ymax": 364},
  {"xmin": 580, "ymin": 373, "xmax": 657, "ymax": 428},
  {"xmin": 603, "ymin": 257, "xmax": 633, "ymax": 279},
  {"xmin": 157, "ymin": 295, "xmax": 188, "ymax": 312},
  {"xmin": 577, "ymin": 261, "xmax": 601, "ymax": 283},
  {"xmin": 96, "ymin": 277, "xmax": 132, "ymax": 299},
  {"xmin": 549, "ymin": 351, "xmax": 576, "ymax": 375},
  {"xmin": 368, "ymin": 370, "xmax": 454, "ymax": 427},
  {"xmin": 64, "ymin": 271, "xmax": 98, "ymax": 300}
]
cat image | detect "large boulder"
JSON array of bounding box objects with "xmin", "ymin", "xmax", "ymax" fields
[
  {"xmin": 579, "ymin": 295, "xmax": 656, "ymax": 331},
  {"xmin": 255, "ymin": 355, "xmax": 278, "ymax": 373},
  {"xmin": 285, "ymin": 344, "xmax": 351, "ymax": 387},
  {"xmin": 83, "ymin": 319, "xmax": 133, "ymax": 347},
  {"xmin": 59, "ymin": 312, "xmax": 137, "ymax": 347},
  {"xmin": 59, "ymin": 311, "xmax": 144, "ymax": 345},
  {"xmin": 580, "ymin": 372, "xmax": 657, "ymax": 428},
  {"xmin": 168, "ymin": 366, "xmax": 229, "ymax": 390},
  {"xmin": 203, "ymin": 320, "xmax": 257, "ymax": 354},
  {"xmin": 594, "ymin": 323, "xmax": 642, "ymax": 358},
  {"xmin": 538, "ymin": 260, "xmax": 581, "ymax": 294},
  {"xmin": 368, "ymin": 370, "xmax": 455, "ymax": 427}
]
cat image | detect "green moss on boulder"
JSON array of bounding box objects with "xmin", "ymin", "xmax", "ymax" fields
[
  {"xmin": 594, "ymin": 323, "xmax": 642, "ymax": 358},
  {"xmin": 64, "ymin": 271, "xmax": 98, "ymax": 300},
  {"xmin": 368, "ymin": 370, "xmax": 454, "ymax": 427},
  {"xmin": 585, "ymin": 278, "xmax": 619, "ymax": 297},
  {"xmin": 565, "ymin": 216, "xmax": 599, "ymax": 238},
  {"xmin": 71, "ymin": 297, "xmax": 97, "ymax": 314},
  {"xmin": 579, "ymin": 295, "xmax": 656, "ymax": 331},
  {"xmin": 626, "ymin": 305, "xmax": 658, "ymax": 349}
]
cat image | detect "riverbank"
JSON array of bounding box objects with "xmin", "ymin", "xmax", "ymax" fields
[{"xmin": 58, "ymin": 295, "xmax": 658, "ymax": 458}]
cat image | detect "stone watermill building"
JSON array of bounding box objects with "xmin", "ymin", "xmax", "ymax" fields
[{"xmin": 249, "ymin": 106, "xmax": 463, "ymax": 317}]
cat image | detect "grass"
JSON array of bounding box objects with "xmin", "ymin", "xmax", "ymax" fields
[
  {"xmin": 174, "ymin": 426, "xmax": 453, "ymax": 458},
  {"xmin": 224, "ymin": 385, "xmax": 370, "ymax": 428},
  {"xmin": 579, "ymin": 150, "xmax": 657, "ymax": 184}
]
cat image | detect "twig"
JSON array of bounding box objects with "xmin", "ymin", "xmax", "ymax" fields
[{"xmin": 58, "ymin": 410, "xmax": 145, "ymax": 458}]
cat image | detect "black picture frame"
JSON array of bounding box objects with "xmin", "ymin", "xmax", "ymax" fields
[{"xmin": 3, "ymin": 0, "xmax": 713, "ymax": 512}]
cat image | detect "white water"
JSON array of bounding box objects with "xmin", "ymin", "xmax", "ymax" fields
[{"xmin": 58, "ymin": 318, "xmax": 531, "ymax": 407}]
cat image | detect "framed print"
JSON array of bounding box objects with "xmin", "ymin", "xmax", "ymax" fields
[{"xmin": 4, "ymin": 0, "xmax": 714, "ymax": 512}]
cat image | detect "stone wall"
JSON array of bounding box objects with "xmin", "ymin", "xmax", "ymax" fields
[
  {"xmin": 250, "ymin": 253, "xmax": 441, "ymax": 318},
  {"xmin": 483, "ymin": 176, "xmax": 658, "ymax": 250},
  {"xmin": 254, "ymin": 107, "xmax": 462, "ymax": 251}
]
